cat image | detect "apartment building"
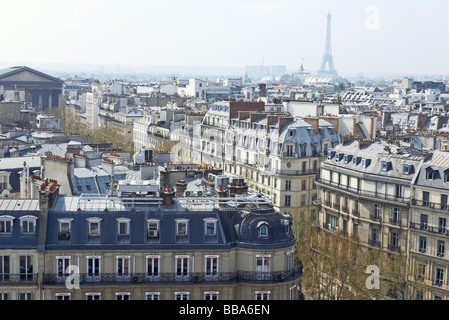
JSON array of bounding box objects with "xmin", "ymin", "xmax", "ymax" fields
[
  {"xmin": 0, "ymin": 173, "xmax": 302, "ymax": 300},
  {"xmin": 409, "ymin": 151, "xmax": 449, "ymax": 300},
  {"xmin": 224, "ymin": 114, "xmax": 340, "ymax": 215},
  {"xmin": 315, "ymin": 140, "xmax": 423, "ymax": 255}
]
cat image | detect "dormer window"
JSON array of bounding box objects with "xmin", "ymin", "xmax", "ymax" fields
[
  {"xmin": 353, "ymin": 157, "xmax": 362, "ymax": 165},
  {"xmin": 344, "ymin": 155, "xmax": 353, "ymax": 164},
  {"xmin": 444, "ymin": 170, "xmax": 449, "ymax": 183},
  {"xmin": 87, "ymin": 217, "xmax": 102, "ymax": 236},
  {"xmin": 381, "ymin": 161, "xmax": 392, "ymax": 172},
  {"xmin": 19, "ymin": 216, "xmax": 37, "ymax": 234},
  {"xmin": 147, "ymin": 219, "xmax": 160, "ymax": 238},
  {"xmin": 337, "ymin": 153, "xmax": 344, "ymax": 162},
  {"xmin": 0, "ymin": 215, "xmax": 14, "ymax": 233},
  {"xmin": 58, "ymin": 218, "xmax": 73, "ymax": 240},
  {"xmin": 176, "ymin": 219, "xmax": 189, "ymax": 236},
  {"xmin": 204, "ymin": 218, "xmax": 217, "ymax": 236},
  {"xmin": 403, "ymin": 164, "xmax": 414, "ymax": 175},
  {"xmin": 426, "ymin": 167, "xmax": 437, "ymax": 181},
  {"xmin": 362, "ymin": 159, "xmax": 371, "ymax": 168},
  {"xmin": 117, "ymin": 218, "xmax": 131, "ymax": 236},
  {"xmin": 328, "ymin": 150, "xmax": 336, "ymax": 160},
  {"xmin": 257, "ymin": 221, "xmax": 270, "ymax": 238}
]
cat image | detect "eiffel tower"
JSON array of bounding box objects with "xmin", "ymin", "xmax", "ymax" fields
[{"xmin": 318, "ymin": 12, "xmax": 338, "ymax": 75}]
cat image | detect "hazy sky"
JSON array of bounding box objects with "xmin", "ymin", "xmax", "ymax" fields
[{"xmin": 1, "ymin": 0, "xmax": 448, "ymax": 76}]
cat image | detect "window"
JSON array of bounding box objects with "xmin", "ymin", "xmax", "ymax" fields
[
  {"xmin": 439, "ymin": 218, "xmax": 447, "ymax": 233},
  {"xmin": 87, "ymin": 256, "xmax": 101, "ymax": 279},
  {"xmin": 57, "ymin": 256, "xmax": 71, "ymax": 280},
  {"xmin": 258, "ymin": 222, "xmax": 269, "ymax": 238},
  {"xmin": 176, "ymin": 220, "xmax": 189, "ymax": 236},
  {"xmin": 301, "ymin": 194, "xmax": 306, "ymax": 207},
  {"xmin": 255, "ymin": 291, "xmax": 270, "ymax": 300},
  {"xmin": 417, "ymin": 263, "xmax": 426, "ymax": 281},
  {"xmin": 117, "ymin": 218, "xmax": 130, "ymax": 236},
  {"xmin": 147, "ymin": 220, "xmax": 160, "ymax": 238},
  {"xmin": 205, "ymin": 255, "xmax": 219, "ymax": 278},
  {"xmin": 146, "ymin": 255, "xmax": 160, "ymax": 278},
  {"xmin": 301, "ymin": 180, "xmax": 306, "ymax": 190},
  {"xmin": 145, "ymin": 292, "xmax": 160, "ymax": 300},
  {"xmin": 204, "ymin": 291, "xmax": 219, "ymax": 300},
  {"xmin": 441, "ymin": 194, "xmax": 448, "ymax": 211},
  {"xmin": 0, "ymin": 256, "xmax": 10, "ymax": 282},
  {"xmin": 390, "ymin": 232, "xmax": 399, "ymax": 250},
  {"xmin": 256, "ymin": 255, "xmax": 271, "ymax": 279},
  {"xmin": 86, "ymin": 293, "xmax": 101, "ymax": 300},
  {"xmin": 115, "ymin": 292, "xmax": 130, "ymax": 300},
  {"xmin": 426, "ymin": 168, "xmax": 436, "ymax": 180},
  {"xmin": 420, "ymin": 214, "xmax": 428, "ymax": 230},
  {"xmin": 58, "ymin": 219, "xmax": 72, "ymax": 240},
  {"xmin": 362, "ymin": 159, "xmax": 371, "ymax": 168},
  {"xmin": 285, "ymin": 195, "xmax": 291, "ymax": 207},
  {"xmin": 286, "ymin": 145, "xmax": 293, "ymax": 157},
  {"xmin": 19, "ymin": 216, "xmax": 37, "ymax": 234},
  {"xmin": 0, "ymin": 293, "xmax": 9, "ymax": 300},
  {"xmin": 116, "ymin": 256, "xmax": 131, "ymax": 278},
  {"xmin": 438, "ymin": 240, "xmax": 445, "ymax": 257},
  {"xmin": 87, "ymin": 218, "xmax": 101, "ymax": 236},
  {"xmin": 392, "ymin": 208, "xmax": 400, "ymax": 224},
  {"xmin": 20, "ymin": 256, "xmax": 33, "ymax": 281},
  {"xmin": 204, "ymin": 219, "xmax": 217, "ymax": 236},
  {"xmin": 436, "ymin": 268, "xmax": 444, "ymax": 287},
  {"xmin": 444, "ymin": 170, "xmax": 449, "ymax": 183},
  {"xmin": 0, "ymin": 216, "xmax": 14, "ymax": 233},
  {"xmin": 55, "ymin": 293, "xmax": 71, "ymax": 300},
  {"xmin": 419, "ymin": 236, "xmax": 427, "ymax": 253},
  {"xmin": 285, "ymin": 180, "xmax": 291, "ymax": 191},
  {"xmin": 403, "ymin": 164, "xmax": 413, "ymax": 175},
  {"xmin": 18, "ymin": 292, "xmax": 32, "ymax": 300},
  {"xmin": 373, "ymin": 204, "xmax": 380, "ymax": 221},
  {"xmin": 175, "ymin": 255, "xmax": 190, "ymax": 278},
  {"xmin": 353, "ymin": 223, "xmax": 358, "ymax": 237},
  {"xmin": 175, "ymin": 292, "xmax": 189, "ymax": 300},
  {"xmin": 381, "ymin": 161, "xmax": 391, "ymax": 172}
]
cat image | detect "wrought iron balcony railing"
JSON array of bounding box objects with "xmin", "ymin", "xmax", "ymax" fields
[
  {"xmin": 0, "ymin": 274, "xmax": 38, "ymax": 286},
  {"xmin": 43, "ymin": 267, "xmax": 302, "ymax": 286}
]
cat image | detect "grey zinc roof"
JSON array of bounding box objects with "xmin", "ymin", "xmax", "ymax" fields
[{"xmin": 326, "ymin": 140, "xmax": 423, "ymax": 180}]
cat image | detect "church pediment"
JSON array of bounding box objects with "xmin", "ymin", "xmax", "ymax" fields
[{"xmin": 0, "ymin": 67, "xmax": 63, "ymax": 84}]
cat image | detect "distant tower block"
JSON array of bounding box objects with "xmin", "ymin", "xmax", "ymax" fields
[{"xmin": 318, "ymin": 12, "xmax": 338, "ymax": 75}]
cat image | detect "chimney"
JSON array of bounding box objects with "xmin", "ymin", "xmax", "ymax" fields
[
  {"xmin": 278, "ymin": 116, "xmax": 294, "ymax": 135},
  {"xmin": 162, "ymin": 185, "xmax": 175, "ymax": 208},
  {"xmin": 175, "ymin": 180, "xmax": 187, "ymax": 197},
  {"xmin": 74, "ymin": 154, "xmax": 89, "ymax": 168},
  {"xmin": 304, "ymin": 117, "xmax": 320, "ymax": 134},
  {"xmin": 266, "ymin": 115, "xmax": 279, "ymax": 133}
]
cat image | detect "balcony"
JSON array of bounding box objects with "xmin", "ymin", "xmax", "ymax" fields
[
  {"xmin": 43, "ymin": 268, "xmax": 302, "ymax": 286},
  {"xmin": 352, "ymin": 209, "xmax": 360, "ymax": 217},
  {"xmin": 410, "ymin": 222, "xmax": 449, "ymax": 236},
  {"xmin": 370, "ymin": 213, "xmax": 381, "ymax": 223},
  {"xmin": 342, "ymin": 206, "xmax": 349, "ymax": 213},
  {"xmin": 333, "ymin": 203, "xmax": 341, "ymax": 211},
  {"xmin": 315, "ymin": 179, "xmax": 410, "ymax": 205},
  {"xmin": 0, "ymin": 274, "xmax": 38, "ymax": 286},
  {"xmin": 412, "ymin": 199, "xmax": 449, "ymax": 213}
]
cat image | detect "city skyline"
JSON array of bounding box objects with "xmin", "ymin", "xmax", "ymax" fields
[{"xmin": 0, "ymin": 0, "xmax": 448, "ymax": 77}]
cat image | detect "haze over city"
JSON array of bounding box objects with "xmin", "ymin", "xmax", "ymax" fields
[{"xmin": 0, "ymin": 0, "xmax": 448, "ymax": 77}]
